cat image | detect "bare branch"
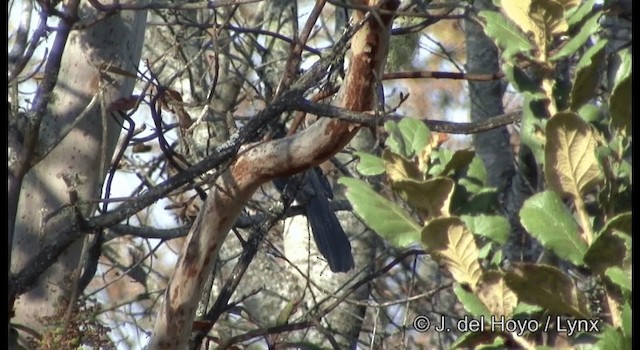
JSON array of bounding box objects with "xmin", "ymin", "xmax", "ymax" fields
[
  {"xmin": 295, "ymin": 98, "xmax": 522, "ymax": 134},
  {"xmin": 383, "ymin": 70, "xmax": 505, "ymax": 81},
  {"xmin": 147, "ymin": 1, "xmax": 400, "ymax": 348}
]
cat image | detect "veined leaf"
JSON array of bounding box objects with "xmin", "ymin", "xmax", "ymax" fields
[
  {"xmin": 584, "ymin": 232, "xmax": 629, "ymax": 276},
  {"xmin": 383, "ymin": 149, "xmax": 421, "ymax": 182},
  {"xmin": 605, "ymin": 266, "xmax": 631, "ymax": 292},
  {"xmin": 458, "ymin": 155, "xmax": 488, "ymax": 193},
  {"xmin": 501, "ymin": 1, "xmax": 541, "ymax": 49},
  {"xmin": 584, "ymin": 217, "xmax": 630, "ymax": 276},
  {"xmin": 520, "ymin": 94, "xmax": 548, "ymax": 166},
  {"xmin": 339, "ymin": 177, "xmax": 421, "ymax": 247},
  {"xmin": 578, "ymin": 104, "xmax": 602, "ymax": 123},
  {"xmin": 566, "ymin": 0, "xmax": 596, "ymax": 29},
  {"xmin": 397, "ymin": 117, "xmax": 430, "ymax": 158},
  {"xmin": 551, "ymin": 12, "xmax": 601, "ymax": 61},
  {"xmin": 354, "ymin": 152, "xmax": 385, "ymax": 176},
  {"xmin": 477, "ymin": 271, "xmax": 518, "ymax": 318},
  {"xmin": 454, "ymin": 284, "xmax": 491, "ymax": 318},
  {"xmin": 598, "ymin": 211, "xmax": 631, "ymax": 238},
  {"xmin": 609, "ymin": 48, "xmax": 631, "ymax": 135},
  {"xmin": 385, "ymin": 120, "xmax": 408, "ymax": 158},
  {"xmin": 478, "ymin": 10, "xmax": 534, "ymax": 59},
  {"xmin": 529, "ymin": 0, "xmax": 568, "ymax": 38},
  {"xmin": 461, "ymin": 215, "xmax": 510, "ymax": 245},
  {"xmin": 457, "ymin": 187, "xmax": 500, "ymax": 215},
  {"xmin": 520, "ymin": 191, "xmax": 587, "ymax": 266},
  {"xmin": 393, "ymin": 177, "xmax": 454, "ymax": 219},
  {"xmin": 505, "ymin": 263, "xmax": 590, "ymax": 319},
  {"xmin": 595, "ymin": 326, "xmax": 630, "ymax": 350},
  {"xmin": 502, "ymin": 63, "xmax": 546, "ymax": 98},
  {"xmin": 570, "ymin": 39, "xmax": 607, "ymax": 110},
  {"xmin": 545, "ymin": 112, "xmax": 601, "ymax": 199},
  {"xmin": 439, "ymin": 149, "xmax": 475, "ymax": 177},
  {"xmin": 422, "ymin": 217, "xmax": 482, "ymax": 289},
  {"xmin": 613, "ymin": 47, "xmax": 632, "ymax": 87}
]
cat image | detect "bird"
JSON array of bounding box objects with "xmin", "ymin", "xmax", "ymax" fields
[{"xmin": 273, "ymin": 166, "xmax": 355, "ymax": 272}]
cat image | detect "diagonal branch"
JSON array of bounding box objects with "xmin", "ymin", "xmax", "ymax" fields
[{"xmin": 147, "ymin": 1, "xmax": 400, "ymax": 348}]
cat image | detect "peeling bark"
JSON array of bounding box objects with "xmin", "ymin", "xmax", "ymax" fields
[{"xmin": 148, "ymin": 1, "xmax": 399, "ymax": 348}]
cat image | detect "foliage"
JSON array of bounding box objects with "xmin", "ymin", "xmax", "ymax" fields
[
  {"xmin": 8, "ymin": 0, "xmax": 630, "ymax": 348},
  {"xmin": 342, "ymin": 1, "xmax": 631, "ymax": 348}
]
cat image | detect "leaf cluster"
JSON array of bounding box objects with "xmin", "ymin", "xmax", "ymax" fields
[{"xmin": 341, "ymin": 1, "xmax": 631, "ymax": 348}]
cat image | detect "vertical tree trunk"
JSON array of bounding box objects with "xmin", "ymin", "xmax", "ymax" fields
[
  {"xmin": 465, "ymin": 0, "xmax": 540, "ymax": 263},
  {"xmin": 464, "ymin": 0, "xmax": 512, "ymax": 189},
  {"xmin": 10, "ymin": 1, "xmax": 148, "ymax": 345}
]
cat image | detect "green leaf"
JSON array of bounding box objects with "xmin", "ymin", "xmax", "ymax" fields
[
  {"xmin": 477, "ymin": 242, "xmax": 493, "ymax": 260},
  {"xmin": 455, "ymin": 187, "xmax": 500, "ymax": 215},
  {"xmin": 397, "ymin": 117, "xmax": 430, "ymax": 158},
  {"xmin": 505, "ymin": 263, "xmax": 590, "ymax": 318},
  {"xmin": 596, "ymin": 326, "xmax": 631, "ymax": 350},
  {"xmin": 422, "ymin": 217, "xmax": 482, "ymax": 289},
  {"xmin": 565, "ymin": 0, "xmax": 596, "ymax": 29},
  {"xmin": 461, "ymin": 215, "xmax": 510, "ymax": 245},
  {"xmin": 621, "ymin": 302, "xmax": 631, "ymax": 339},
  {"xmin": 545, "ymin": 112, "xmax": 602, "ymax": 199},
  {"xmin": 551, "ymin": 13, "xmax": 601, "ymax": 61},
  {"xmin": 584, "ymin": 232, "xmax": 628, "ymax": 276},
  {"xmin": 275, "ymin": 300, "xmax": 296, "ymax": 326},
  {"xmin": 393, "ymin": 177, "xmax": 454, "ymax": 218},
  {"xmin": 458, "ymin": 155, "xmax": 488, "ymax": 193},
  {"xmin": 489, "ymin": 249, "xmax": 503, "ymax": 267},
  {"xmin": 502, "ymin": 63, "xmax": 546, "ymax": 98},
  {"xmin": 427, "ymin": 148, "xmax": 449, "ymax": 176},
  {"xmin": 512, "ymin": 302, "xmax": 543, "ymax": 316},
  {"xmin": 520, "ymin": 191, "xmax": 587, "ymax": 266},
  {"xmin": 354, "ymin": 152, "xmax": 385, "ymax": 176},
  {"xmin": 520, "ymin": 95, "xmax": 548, "ymax": 165},
  {"xmin": 613, "ymin": 48, "xmax": 632, "ymax": 87},
  {"xmin": 605, "ymin": 266, "xmax": 631, "ymax": 292},
  {"xmin": 577, "ymin": 103, "xmax": 602, "ymax": 123},
  {"xmin": 454, "ymin": 284, "xmax": 491, "ymax": 318},
  {"xmin": 478, "ymin": 10, "xmax": 534, "ymax": 59},
  {"xmin": 339, "ymin": 177, "xmax": 421, "ymax": 247},
  {"xmin": 598, "ymin": 212, "xmax": 631, "ymax": 238},
  {"xmin": 584, "ymin": 216, "xmax": 630, "ymax": 276},
  {"xmin": 439, "ymin": 149, "xmax": 476, "ymax": 177},
  {"xmin": 384, "ymin": 120, "xmax": 408, "ymax": 157},
  {"xmin": 570, "ymin": 39, "xmax": 607, "ymax": 110},
  {"xmin": 609, "ymin": 48, "xmax": 631, "ymax": 135}
]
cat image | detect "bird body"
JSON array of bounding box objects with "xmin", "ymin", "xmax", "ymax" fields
[{"xmin": 274, "ymin": 167, "xmax": 354, "ymax": 272}]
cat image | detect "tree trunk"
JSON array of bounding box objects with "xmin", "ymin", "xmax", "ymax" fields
[
  {"xmin": 464, "ymin": 0, "xmax": 512, "ymax": 189},
  {"xmin": 10, "ymin": 1, "xmax": 148, "ymax": 345},
  {"xmin": 464, "ymin": 0, "xmax": 539, "ymax": 263}
]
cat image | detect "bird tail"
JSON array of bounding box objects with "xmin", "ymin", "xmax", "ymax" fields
[{"xmin": 305, "ymin": 170, "xmax": 355, "ymax": 272}]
